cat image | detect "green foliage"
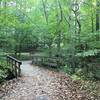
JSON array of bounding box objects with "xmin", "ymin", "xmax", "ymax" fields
[
  {"xmin": 0, "ymin": 59, "xmax": 11, "ymax": 83},
  {"xmin": 0, "ymin": 0, "xmax": 100, "ymax": 81},
  {"xmin": 76, "ymin": 49, "xmax": 100, "ymax": 57},
  {"xmin": 0, "ymin": 70, "xmax": 5, "ymax": 82},
  {"xmin": 62, "ymin": 65, "xmax": 73, "ymax": 75}
]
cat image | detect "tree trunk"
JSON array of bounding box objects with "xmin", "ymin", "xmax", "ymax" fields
[
  {"xmin": 96, "ymin": 0, "xmax": 100, "ymax": 31},
  {"xmin": 91, "ymin": 13, "xmax": 94, "ymax": 32}
]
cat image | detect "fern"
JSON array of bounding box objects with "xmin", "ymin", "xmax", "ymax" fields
[{"xmin": 76, "ymin": 49, "xmax": 100, "ymax": 57}]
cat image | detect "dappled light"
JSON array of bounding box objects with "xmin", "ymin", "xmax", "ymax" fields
[{"xmin": 0, "ymin": 0, "xmax": 100, "ymax": 100}]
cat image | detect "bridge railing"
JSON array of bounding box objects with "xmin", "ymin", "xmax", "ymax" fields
[
  {"xmin": 7, "ymin": 55, "xmax": 22, "ymax": 78},
  {"xmin": 32, "ymin": 56, "xmax": 65, "ymax": 67}
]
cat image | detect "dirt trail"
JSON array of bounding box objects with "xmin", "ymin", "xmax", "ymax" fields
[{"xmin": 0, "ymin": 61, "xmax": 90, "ymax": 100}]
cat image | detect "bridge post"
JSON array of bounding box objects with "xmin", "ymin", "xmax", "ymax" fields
[
  {"xmin": 6, "ymin": 55, "xmax": 22, "ymax": 78},
  {"xmin": 18, "ymin": 63, "xmax": 21, "ymax": 77},
  {"xmin": 15, "ymin": 61, "xmax": 17, "ymax": 78}
]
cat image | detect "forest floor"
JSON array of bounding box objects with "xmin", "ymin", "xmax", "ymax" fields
[{"xmin": 0, "ymin": 61, "xmax": 99, "ymax": 100}]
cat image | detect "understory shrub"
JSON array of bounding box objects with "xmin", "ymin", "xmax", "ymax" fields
[{"xmin": 0, "ymin": 59, "xmax": 11, "ymax": 83}]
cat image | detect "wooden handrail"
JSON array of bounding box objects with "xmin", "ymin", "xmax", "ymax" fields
[
  {"xmin": 7, "ymin": 55, "xmax": 22, "ymax": 78},
  {"xmin": 32, "ymin": 55, "xmax": 64, "ymax": 67},
  {"xmin": 7, "ymin": 55, "xmax": 22, "ymax": 64}
]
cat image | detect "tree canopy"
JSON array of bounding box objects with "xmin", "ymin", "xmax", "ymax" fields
[{"xmin": 0, "ymin": 0, "xmax": 100, "ymax": 80}]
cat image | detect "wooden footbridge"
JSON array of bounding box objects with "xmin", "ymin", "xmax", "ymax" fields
[
  {"xmin": 7, "ymin": 55, "xmax": 22, "ymax": 78},
  {"xmin": 6, "ymin": 55, "xmax": 65, "ymax": 79}
]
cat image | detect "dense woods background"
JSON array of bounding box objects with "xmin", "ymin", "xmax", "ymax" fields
[{"xmin": 0, "ymin": 0, "xmax": 100, "ymax": 95}]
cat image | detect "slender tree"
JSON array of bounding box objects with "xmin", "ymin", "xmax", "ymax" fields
[{"xmin": 96, "ymin": 0, "xmax": 100, "ymax": 31}]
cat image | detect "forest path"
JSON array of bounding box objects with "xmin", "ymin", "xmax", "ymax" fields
[{"xmin": 0, "ymin": 61, "xmax": 88, "ymax": 100}]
